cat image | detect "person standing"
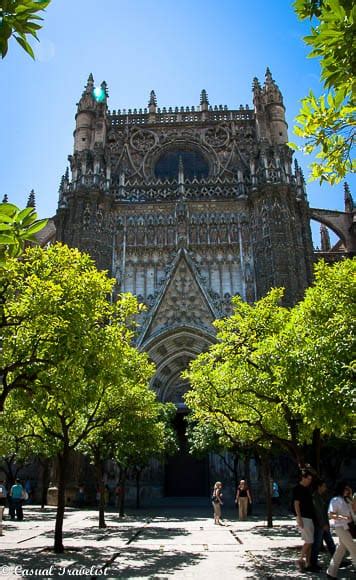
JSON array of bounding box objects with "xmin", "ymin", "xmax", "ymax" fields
[
  {"xmin": 311, "ymin": 479, "xmax": 336, "ymax": 572},
  {"xmin": 235, "ymin": 479, "xmax": 252, "ymax": 520},
  {"xmin": 9, "ymin": 478, "xmax": 24, "ymax": 521},
  {"xmin": 292, "ymin": 468, "xmax": 315, "ymax": 571},
  {"xmin": 212, "ymin": 481, "xmax": 224, "ymax": 525},
  {"xmin": 271, "ymin": 480, "xmax": 280, "ymax": 505},
  {"xmin": 326, "ymin": 481, "xmax": 356, "ymax": 579},
  {"xmin": 0, "ymin": 480, "xmax": 7, "ymax": 511}
]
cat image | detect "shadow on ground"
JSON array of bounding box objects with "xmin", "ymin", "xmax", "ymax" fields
[
  {"xmin": 0, "ymin": 516, "xmax": 204, "ymax": 579},
  {"xmin": 1, "ymin": 508, "xmax": 58, "ymax": 524},
  {"xmin": 0, "ymin": 544, "xmax": 204, "ymax": 579},
  {"xmin": 104, "ymin": 546, "xmax": 204, "ymax": 578},
  {"xmin": 245, "ymin": 547, "xmax": 355, "ymax": 580},
  {"xmin": 251, "ymin": 524, "xmax": 298, "ymax": 538}
]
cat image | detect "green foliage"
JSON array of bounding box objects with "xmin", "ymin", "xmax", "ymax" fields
[
  {"xmin": 287, "ymin": 258, "xmax": 356, "ymax": 433},
  {"xmin": 0, "ymin": 243, "xmax": 112, "ymax": 411},
  {"xmin": 105, "ymin": 400, "xmax": 177, "ymax": 472},
  {"xmin": 0, "ymin": 202, "xmax": 47, "ymax": 265},
  {"xmin": 184, "ymin": 259, "xmax": 355, "ymax": 463},
  {"xmin": 0, "ymin": 0, "xmax": 51, "ymax": 59},
  {"xmin": 0, "ymin": 242, "xmax": 162, "ymax": 550},
  {"xmin": 292, "ymin": 0, "xmax": 355, "ymax": 183},
  {"xmin": 0, "ymin": 241, "xmax": 165, "ymax": 458}
]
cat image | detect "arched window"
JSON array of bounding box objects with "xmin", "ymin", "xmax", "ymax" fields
[{"xmin": 154, "ymin": 148, "xmax": 209, "ymax": 180}]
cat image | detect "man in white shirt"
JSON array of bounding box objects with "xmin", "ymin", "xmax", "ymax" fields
[
  {"xmin": 326, "ymin": 482, "xmax": 356, "ymax": 579},
  {"xmin": 0, "ymin": 480, "xmax": 7, "ymax": 507}
]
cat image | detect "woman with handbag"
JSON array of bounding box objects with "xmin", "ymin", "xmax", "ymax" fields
[
  {"xmin": 326, "ymin": 481, "xmax": 356, "ymax": 579},
  {"xmin": 235, "ymin": 479, "xmax": 252, "ymax": 520},
  {"xmin": 212, "ymin": 481, "xmax": 223, "ymax": 525}
]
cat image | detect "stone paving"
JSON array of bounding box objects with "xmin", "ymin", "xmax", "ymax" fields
[{"xmin": 0, "ymin": 505, "xmax": 355, "ymax": 579}]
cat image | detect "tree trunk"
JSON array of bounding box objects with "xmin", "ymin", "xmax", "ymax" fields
[
  {"xmin": 135, "ymin": 468, "xmax": 142, "ymax": 509},
  {"xmin": 312, "ymin": 428, "xmax": 321, "ymax": 475},
  {"xmin": 260, "ymin": 452, "xmax": 273, "ymax": 528},
  {"xmin": 54, "ymin": 448, "xmax": 69, "ymax": 553},
  {"xmin": 94, "ymin": 452, "xmax": 106, "ymax": 529},
  {"xmin": 286, "ymin": 440, "xmax": 305, "ymax": 467},
  {"xmin": 118, "ymin": 469, "xmax": 127, "ymax": 519},
  {"xmin": 40, "ymin": 458, "xmax": 51, "ymax": 509},
  {"xmin": 243, "ymin": 451, "xmax": 251, "ymax": 483},
  {"xmin": 233, "ymin": 453, "xmax": 239, "ymax": 489}
]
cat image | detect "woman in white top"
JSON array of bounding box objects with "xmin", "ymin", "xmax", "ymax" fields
[{"xmin": 326, "ymin": 482, "xmax": 356, "ymax": 579}]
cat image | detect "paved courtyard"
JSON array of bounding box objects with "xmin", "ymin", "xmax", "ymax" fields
[{"xmin": 0, "ymin": 505, "xmax": 355, "ymax": 579}]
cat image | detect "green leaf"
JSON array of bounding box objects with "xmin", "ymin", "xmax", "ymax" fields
[
  {"xmin": 0, "ymin": 203, "xmax": 18, "ymax": 216},
  {"xmin": 0, "ymin": 233, "xmax": 16, "ymax": 244},
  {"xmin": 16, "ymin": 207, "xmax": 35, "ymax": 223},
  {"xmin": 0, "ymin": 215, "xmax": 15, "ymax": 224},
  {"xmin": 21, "ymin": 219, "xmax": 48, "ymax": 237},
  {"xmin": 14, "ymin": 34, "xmax": 35, "ymax": 58}
]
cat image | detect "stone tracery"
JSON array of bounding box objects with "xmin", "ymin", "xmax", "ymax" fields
[{"xmin": 56, "ymin": 72, "xmax": 319, "ymax": 398}]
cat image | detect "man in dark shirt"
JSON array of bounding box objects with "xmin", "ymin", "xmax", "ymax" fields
[
  {"xmin": 311, "ymin": 480, "xmax": 336, "ymax": 571},
  {"xmin": 293, "ymin": 469, "xmax": 315, "ymax": 571}
]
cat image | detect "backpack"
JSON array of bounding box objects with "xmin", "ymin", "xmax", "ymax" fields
[{"xmin": 11, "ymin": 484, "xmax": 23, "ymax": 499}]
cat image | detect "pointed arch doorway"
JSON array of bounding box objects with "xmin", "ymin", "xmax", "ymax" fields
[
  {"xmin": 164, "ymin": 409, "xmax": 209, "ymax": 497},
  {"xmin": 143, "ymin": 328, "xmax": 215, "ymax": 497}
]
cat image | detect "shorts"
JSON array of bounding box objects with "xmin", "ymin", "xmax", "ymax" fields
[{"xmin": 298, "ymin": 517, "xmax": 314, "ymax": 543}]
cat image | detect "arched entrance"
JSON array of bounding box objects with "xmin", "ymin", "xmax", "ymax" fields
[
  {"xmin": 143, "ymin": 327, "xmax": 215, "ymax": 497},
  {"xmin": 165, "ymin": 411, "xmax": 209, "ymax": 496}
]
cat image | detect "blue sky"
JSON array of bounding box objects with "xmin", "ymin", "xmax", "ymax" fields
[{"xmin": 0, "ymin": 0, "xmax": 353, "ymax": 246}]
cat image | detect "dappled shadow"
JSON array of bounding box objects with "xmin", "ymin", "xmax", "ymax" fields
[
  {"xmin": 0, "ymin": 544, "xmax": 204, "ymax": 579},
  {"xmin": 1, "ymin": 509, "xmax": 58, "ymax": 524},
  {"xmin": 105, "ymin": 545, "xmax": 204, "ymax": 578},
  {"xmin": 61, "ymin": 523, "xmax": 149, "ymax": 544},
  {"xmin": 133, "ymin": 525, "xmax": 190, "ymax": 540},
  {"xmin": 250, "ymin": 524, "xmax": 299, "ymax": 539},
  {"xmin": 245, "ymin": 547, "xmax": 356, "ymax": 580},
  {"xmin": 49, "ymin": 521, "xmax": 191, "ymax": 546},
  {"xmin": 0, "ymin": 545, "xmax": 117, "ymax": 576}
]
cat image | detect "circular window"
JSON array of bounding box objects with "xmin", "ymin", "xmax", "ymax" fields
[{"xmin": 154, "ymin": 149, "xmax": 209, "ymax": 180}]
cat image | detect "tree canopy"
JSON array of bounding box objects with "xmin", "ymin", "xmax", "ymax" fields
[
  {"xmin": 0, "ymin": 242, "xmax": 160, "ymax": 551},
  {"xmin": 292, "ymin": 0, "xmax": 355, "ymax": 183},
  {"xmin": 184, "ymin": 259, "xmax": 355, "ymax": 465}
]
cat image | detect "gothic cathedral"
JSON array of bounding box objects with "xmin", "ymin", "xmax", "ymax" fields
[{"xmin": 53, "ymin": 70, "xmax": 354, "ymax": 497}]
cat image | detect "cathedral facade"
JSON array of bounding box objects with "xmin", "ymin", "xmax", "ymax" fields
[{"xmin": 53, "ymin": 71, "xmax": 354, "ymax": 498}]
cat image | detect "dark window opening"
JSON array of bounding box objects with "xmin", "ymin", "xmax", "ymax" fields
[{"xmin": 155, "ymin": 149, "xmax": 209, "ymax": 180}]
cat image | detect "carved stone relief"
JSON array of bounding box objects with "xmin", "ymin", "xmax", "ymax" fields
[{"xmin": 145, "ymin": 253, "xmax": 215, "ymax": 339}]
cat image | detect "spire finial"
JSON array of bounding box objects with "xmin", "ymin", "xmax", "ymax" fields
[
  {"xmin": 101, "ymin": 80, "xmax": 109, "ymax": 98},
  {"xmin": 27, "ymin": 189, "xmax": 36, "ymax": 209},
  {"xmin": 320, "ymin": 224, "xmax": 331, "ymax": 252},
  {"xmin": 84, "ymin": 73, "xmax": 94, "ymax": 95},
  {"xmin": 252, "ymin": 77, "xmax": 261, "ymax": 90},
  {"xmin": 149, "ymin": 90, "xmax": 157, "ymax": 107},
  {"xmin": 58, "ymin": 175, "xmax": 65, "ymax": 193},
  {"xmin": 200, "ymin": 89, "xmax": 209, "ymax": 113},
  {"xmin": 2, "ymin": 194, "xmax": 8, "ymax": 203},
  {"xmin": 148, "ymin": 90, "xmax": 157, "ymax": 114},
  {"xmin": 344, "ymin": 181, "xmax": 354, "ymax": 212},
  {"xmin": 265, "ymin": 67, "xmax": 273, "ymax": 83},
  {"xmin": 200, "ymin": 89, "xmax": 209, "ymax": 105},
  {"xmin": 263, "ymin": 67, "xmax": 283, "ymax": 105}
]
